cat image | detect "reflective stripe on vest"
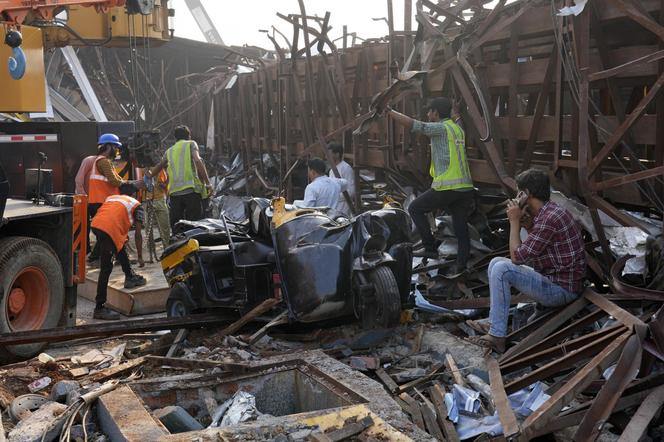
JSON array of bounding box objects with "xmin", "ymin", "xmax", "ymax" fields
[
  {"xmin": 89, "ymin": 156, "xmax": 109, "ymax": 182},
  {"xmin": 166, "ymin": 140, "xmax": 198, "ymax": 194},
  {"xmin": 105, "ymin": 195, "xmax": 139, "ymax": 226},
  {"xmin": 430, "ymin": 120, "xmax": 474, "ymax": 191},
  {"xmin": 91, "ymin": 195, "xmax": 140, "ymax": 252},
  {"xmin": 88, "ymin": 156, "xmax": 119, "ymax": 204}
]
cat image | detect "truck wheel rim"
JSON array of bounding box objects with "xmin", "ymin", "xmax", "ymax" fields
[{"xmin": 7, "ymin": 267, "xmax": 49, "ymax": 331}]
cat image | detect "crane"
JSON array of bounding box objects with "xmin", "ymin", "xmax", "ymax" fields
[
  {"xmin": 183, "ymin": 0, "xmax": 224, "ymax": 45},
  {"xmin": 0, "ymin": 0, "xmax": 126, "ymax": 23},
  {"xmin": 0, "ymin": 0, "xmax": 170, "ymax": 363}
]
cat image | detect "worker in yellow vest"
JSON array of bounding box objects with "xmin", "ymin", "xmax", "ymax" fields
[
  {"xmin": 146, "ymin": 125, "xmax": 212, "ymax": 228},
  {"xmin": 386, "ymin": 98, "xmax": 474, "ymax": 275}
]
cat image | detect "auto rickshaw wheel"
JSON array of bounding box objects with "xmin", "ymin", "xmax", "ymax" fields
[
  {"xmin": 361, "ymin": 266, "xmax": 401, "ymax": 328},
  {"xmin": 166, "ymin": 283, "xmax": 196, "ymax": 318}
]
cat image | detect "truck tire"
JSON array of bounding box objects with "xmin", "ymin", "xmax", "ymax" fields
[
  {"xmin": 362, "ymin": 266, "xmax": 401, "ymax": 329},
  {"xmin": 0, "ymin": 237, "xmax": 65, "ymax": 361}
]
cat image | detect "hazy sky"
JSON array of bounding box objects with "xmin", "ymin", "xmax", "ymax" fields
[{"xmin": 172, "ymin": 0, "xmax": 410, "ymax": 48}]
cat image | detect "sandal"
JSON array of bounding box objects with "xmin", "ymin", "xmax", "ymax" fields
[
  {"xmin": 465, "ymin": 319, "xmax": 491, "ymax": 335},
  {"xmin": 467, "ymin": 334, "xmax": 506, "ymax": 353}
]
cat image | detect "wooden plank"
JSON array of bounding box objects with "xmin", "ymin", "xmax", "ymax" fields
[
  {"xmin": 501, "ymin": 324, "xmax": 625, "ymax": 375},
  {"xmin": 584, "ymin": 290, "xmax": 647, "ymax": 329},
  {"xmin": 450, "ymin": 60, "xmax": 516, "ymax": 191},
  {"xmin": 246, "ymin": 311, "xmax": 289, "ymax": 345},
  {"xmin": 575, "ymin": 333, "xmax": 643, "ymax": 441},
  {"xmin": 204, "ymin": 298, "xmax": 280, "ymax": 345},
  {"xmin": 591, "ymin": 165, "xmax": 664, "ymax": 192},
  {"xmin": 522, "ymin": 49, "xmax": 558, "ymax": 170},
  {"xmin": 323, "ymin": 416, "xmax": 374, "ymax": 441},
  {"xmin": 399, "ymin": 393, "xmax": 426, "ymax": 430},
  {"xmin": 507, "ymin": 22, "xmax": 520, "ymax": 175},
  {"xmin": 504, "ymin": 326, "xmax": 626, "ymax": 393},
  {"xmin": 487, "ymin": 357, "xmax": 520, "ymax": 438},
  {"xmin": 610, "ymin": 0, "xmax": 664, "ymax": 41},
  {"xmin": 444, "ymin": 354, "xmax": 465, "ymax": 386},
  {"xmin": 86, "ymin": 357, "xmax": 146, "ymax": 383},
  {"xmin": 419, "ymin": 402, "xmax": 445, "ymax": 440},
  {"xmin": 618, "ymin": 385, "xmax": 664, "ymax": 442},
  {"xmin": 588, "ymin": 69, "xmax": 664, "ymax": 176},
  {"xmin": 521, "ymin": 331, "xmax": 631, "ymax": 439},
  {"xmin": 145, "ymin": 355, "xmax": 235, "ymax": 370},
  {"xmin": 397, "ymin": 362, "xmax": 445, "ymax": 394},
  {"xmin": 80, "ymin": 262, "xmax": 169, "ymax": 316},
  {"xmin": 529, "ymin": 308, "xmax": 609, "ymax": 353},
  {"xmin": 589, "ymin": 49, "xmax": 664, "ymax": 81},
  {"xmin": 500, "ymin": 296, "xmax": 589, "ymax": 364},
  {"xmin": 0, "ymin": 314, "xmax": 235, "ymax": 346},
  {"xmin": 375, "ymin": 368, "xmax": 399, "ymax": 394},
  {"xmin": 429, "ymin": 383, "xmax": 461, "ymax": 442},
  {"xmin": 657, "ymin": 0, "xmax": 664, "ymax": 210},
  {"xmin": 166, "ymin": 329, "xmax": 187, "ymax": 358}
]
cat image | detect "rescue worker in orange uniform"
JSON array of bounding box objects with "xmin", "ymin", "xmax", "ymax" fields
[
  {"xmin": 87, "ymin": 133, "xmax": 142, "ymax": 264},
  {"xmin": 90, "ymin": 192, "xmax": 147, "ymax": 320}
]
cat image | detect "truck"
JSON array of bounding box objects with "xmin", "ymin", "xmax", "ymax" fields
[{"xmin": 0, "ymin": 0, "xmax": 171, "ymax": 362}]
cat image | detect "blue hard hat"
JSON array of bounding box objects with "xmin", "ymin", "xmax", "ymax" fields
[{"xmin": 98, "ymin": 133, "xmax": 122, "ymax": 146}]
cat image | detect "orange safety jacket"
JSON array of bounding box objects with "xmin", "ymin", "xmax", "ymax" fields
[
  {"xmin": 91, "ymin": 195, "xmax": 140, "ymax": 252},
  {"xmin": 88, "ymin": 156, "xmax": 120, "ymax": 204}
]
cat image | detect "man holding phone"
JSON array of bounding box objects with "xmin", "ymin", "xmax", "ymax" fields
[{"xmin": 467, "ymin": 168, "xmax": 586, "ymax": 352}]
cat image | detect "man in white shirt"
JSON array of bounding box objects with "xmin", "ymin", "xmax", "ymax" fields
[
  {"xmin": 302, "ymin": 158, "xmax": 347, "ymax": 209},
  {"xmin": 328, "ymin": 143, "xmax": 356, "ymax": 216}
]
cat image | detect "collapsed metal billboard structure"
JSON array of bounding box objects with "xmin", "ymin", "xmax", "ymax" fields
[{"xmin": 206, "ymin": 0, "xmax": 663, "ymax": 253}]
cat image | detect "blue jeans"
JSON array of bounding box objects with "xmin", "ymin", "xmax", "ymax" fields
[{"xmin": 488, "ymin": 257, "xmax": 577, "ymax": 337}]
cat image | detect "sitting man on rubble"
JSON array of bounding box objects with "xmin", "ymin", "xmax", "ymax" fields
[
  {"xmin": 300, "ymin": 157, "xmax": 348, "ymax": 210},
  {"xmin": 90, "ymin": 186, "xmax": 147, "ymax": 320},
  {"xmin": 467, "ymin": 168, "xmax": 586, "ymax": 353}
]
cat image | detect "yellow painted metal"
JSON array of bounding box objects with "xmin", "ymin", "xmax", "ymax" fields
[
  {"xmin": 270, "ymin": 197, "xmax": 317, "ymax": 228},
  {"xmin": 62, "ymin": 1, "xmax": 170, "ymax": 47},
  {"xmin": 297, "ymin": 404, "xmax": 413, "ymax": 441},
  {"xmin": 0, "ymin": 25, "xmax": 46, "ymax": 112},
  {"xmin": 160, "ymin": 239, "xmax": 199, "ymax": 271}
]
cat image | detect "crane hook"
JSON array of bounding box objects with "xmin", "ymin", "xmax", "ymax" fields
[{"xmin": 4, "ymin": 30, "xmax": 26, "ymax": 80}]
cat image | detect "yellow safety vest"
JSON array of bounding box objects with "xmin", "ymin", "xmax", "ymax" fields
[
  {"xmin": 166, "ymin": 140, "xmax": 206, "ymax": 197},
  {"xmin": 430, "ymin": 120, "xmax": 473, "ymax": 191}
]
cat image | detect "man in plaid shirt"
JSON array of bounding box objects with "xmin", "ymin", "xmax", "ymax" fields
[{"xmin": 468, "ymin": 169, "xmax": 585, "ymax": 352}]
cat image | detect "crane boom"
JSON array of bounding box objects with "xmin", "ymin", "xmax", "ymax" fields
[
  {"xmin": 0, "ymin": 0, "xmax": 125, "ymax": 23},
  {"xmin": 183, "ymin": 0, "xmax": 224, "ymax": 45}
]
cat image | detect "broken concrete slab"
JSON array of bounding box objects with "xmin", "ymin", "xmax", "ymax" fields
[
  {"xmin": 8, "ymin": 402, "xmax": 67, "ymax": 442},
  {"xmin": 421, "ymin": 328, "xmax": 486, "ymax": 372},
  {"xmin": 255, "ymin": 351, "xmax": 434, "ymax": 441},
  {"xmin": 97, "ymin": 386, "xmax": 169, "ymax": 442}
]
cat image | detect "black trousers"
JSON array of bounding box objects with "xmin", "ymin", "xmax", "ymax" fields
[
  {"xmin": 87, "ymin": 203, "xmax": 101, "ymax": 260},
  {"xmin": 169, "ymin": 192, "xmax": 203, "ymax": 228},
  {"xmin": 408, "ymin": 188, "xmax": 473, "ymax": 266},
  {"xmin": 93, "ymin": 228, "xmax": 132, "ymax": 308}
]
